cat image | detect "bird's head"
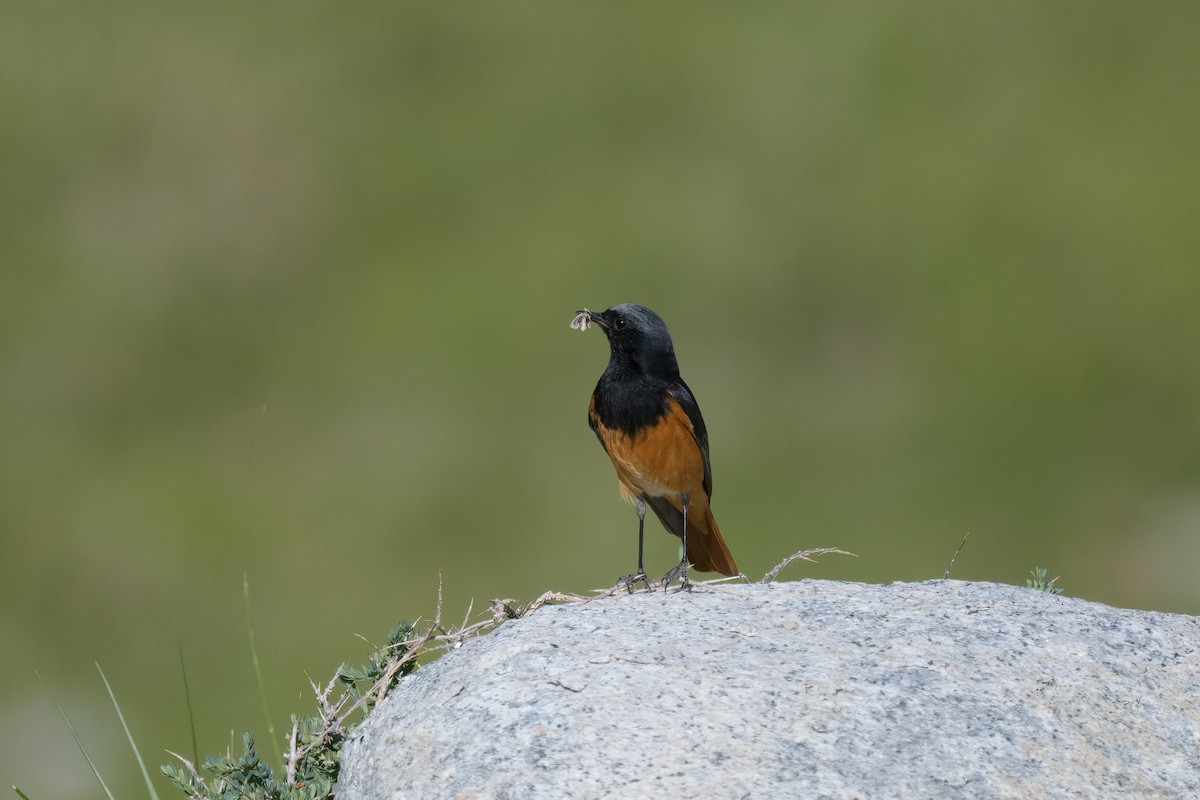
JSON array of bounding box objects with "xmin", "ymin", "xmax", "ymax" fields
[{"xmin": 570, "ymin": 303, "xmax": 679, "ymax": 378}]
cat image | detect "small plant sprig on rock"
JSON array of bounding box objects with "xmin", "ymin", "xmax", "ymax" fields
[{"xmin": 1026, "ymin": 566, "xmax": 1064, "ymax": 595}]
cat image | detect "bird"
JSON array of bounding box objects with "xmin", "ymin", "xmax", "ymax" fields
[{"xmin": 570, "ymin": 303, "xmax": 738, "ymax": 586}]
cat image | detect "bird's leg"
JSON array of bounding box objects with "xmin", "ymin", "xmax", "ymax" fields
[
  {"xmin": 662, "ymin": 491, "xmax": 692, "ymax": 590},
  {"xmin": 617, "ymin": 497, "xmax": 651, "ymax": 591},
  {"xmin": 636, "ymin": 496, "xmax": 647, "ymax": 576}
]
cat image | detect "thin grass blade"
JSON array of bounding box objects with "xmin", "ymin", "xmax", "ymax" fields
[
  {"xmin": 95, "ymin": 662, "xmax": 160, "ymax": 800},
  {"xmin": 244, "ymin": 574, "xmax": 281, "ymax": 763},
  {"xmin": 176, "ymin": 636, "xmax": 200, "ymax": 767},
  {"xmin": 36, "ymin": 671, "xmax": 116, "ymax": 800}
]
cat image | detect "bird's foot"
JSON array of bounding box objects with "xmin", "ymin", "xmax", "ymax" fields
[
  {"xmin": 660, "ymin": 560, "xmax": 692, "ymax": 591},
  {"xmin": 613, "ymin": 571, "xmax": 652, "ymax": 593}
]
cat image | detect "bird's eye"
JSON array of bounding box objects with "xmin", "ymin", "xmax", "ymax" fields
[{"xmin": 615, "ymin": 316, "xmax": 626, "ymax": 330}]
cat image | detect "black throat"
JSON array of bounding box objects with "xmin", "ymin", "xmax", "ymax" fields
[{"xmin": 590, "ymin": 353, "xmax": 678, "ymax": 438}]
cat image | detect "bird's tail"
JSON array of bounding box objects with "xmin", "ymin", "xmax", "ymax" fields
[
  {"xmin": 646, "ymin": 496, "xmax": 739, "ymax": 577},
  {"xmin": 686, "ymin": 506, "xmax": 738, "ymax": 577}
]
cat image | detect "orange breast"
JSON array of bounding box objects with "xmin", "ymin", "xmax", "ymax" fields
[{"xmin": 590, "ymin": 395, "xmax": 707, "ymax": 508}]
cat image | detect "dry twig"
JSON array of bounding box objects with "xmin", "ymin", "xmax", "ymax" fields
[
  {"xmin": 759, "ymin": 547, "xmax": 856, "ymax": 584},
  {"xmin": 165, "ymin": 750, "xmax": 203, "ymax": 785},
  {"xmin": 943, "ymin": 533, "xmax": 970, "ymax": 579},
  {"xmin": 284, "ymin": 719, "xmax": 299, "ymax": 787}
]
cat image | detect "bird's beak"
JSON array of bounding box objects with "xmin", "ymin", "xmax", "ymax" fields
[{"xmin": 569, "ymin": 308, "xmax": 608, "ymax": 331}]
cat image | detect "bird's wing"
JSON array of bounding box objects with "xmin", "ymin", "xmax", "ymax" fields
[{"xmin": 668, "ymin": 380, "xmax": 711, "ymax": 498}]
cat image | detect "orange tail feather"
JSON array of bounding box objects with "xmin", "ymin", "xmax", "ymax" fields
[{"xmin": 686, "ymin": 507, "xmax": 738, "ymax": 577}]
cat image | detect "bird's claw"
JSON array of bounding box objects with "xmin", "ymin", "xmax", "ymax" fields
[
  {"xmin": 660, "ymin": 560, "xmax": 692, "ymax": 591},
  {"xmin": 615, "ymin": 571, "xmax": 652, "ymax": 593}
]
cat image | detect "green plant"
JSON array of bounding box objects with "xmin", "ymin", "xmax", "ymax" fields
[
  {"xmin": 161, "ymin": 620, "xmax": 421, "ymax": 800},
  {"xmin": 1026, "ymin": 566, "xmax": 1063, "ymax": 595}
]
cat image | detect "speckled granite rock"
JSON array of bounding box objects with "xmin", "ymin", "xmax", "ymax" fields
[{"xmin": 337, "ymin": 580, "xmax": 1200, "ymax": 799}]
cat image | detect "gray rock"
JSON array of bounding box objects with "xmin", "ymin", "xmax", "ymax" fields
[{"xmin": 338, "ymin": 580, "xmax": 1200, "ymax": 799}]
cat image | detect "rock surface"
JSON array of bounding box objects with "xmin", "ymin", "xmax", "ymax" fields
[{"xmin": 338, "ymin": 580, "xmax": 1200, "ymax": 799}]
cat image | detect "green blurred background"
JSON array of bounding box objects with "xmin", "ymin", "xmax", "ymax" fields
[{"xmin": 3, "ymin": 2, "xmax": 1199, "ymax": 796}]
